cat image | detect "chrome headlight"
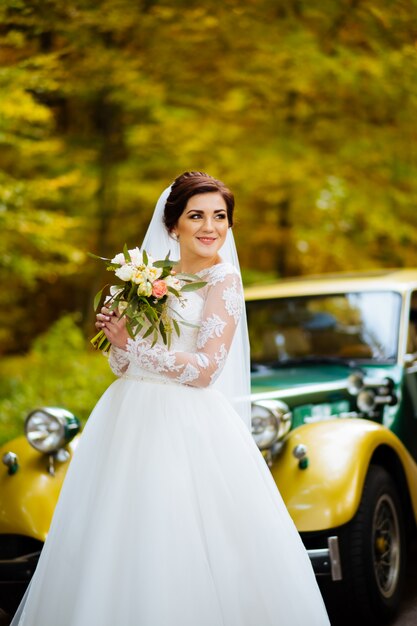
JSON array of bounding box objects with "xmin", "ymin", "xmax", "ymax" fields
[
  {"xmin": 357, "ymin": 389, "xmax": 376, "ymax": 413},
  {"xmin": 347, "ymin": 372, "xmax": 364, "ymax": 395},
  {"xmin": 25, "ymin": 407, "xmax": 81, "ymax": 454},
  {"xmin": 251, "ymin": 400, "xmax": 292, "ymax": 450}
]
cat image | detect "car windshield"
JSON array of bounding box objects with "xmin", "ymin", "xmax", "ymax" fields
[{"xmin": 247, "ymin": 291, "xmax": 402, "ymax": 366}]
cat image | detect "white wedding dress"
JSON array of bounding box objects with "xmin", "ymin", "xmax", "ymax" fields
[{"xmin": 12, "ymin": 263, "xmax": 329, "ymax": 626}]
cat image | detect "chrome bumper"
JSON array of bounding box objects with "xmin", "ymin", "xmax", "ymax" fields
[{"xmin": 307, "ymin": 536, "xmax": 342, "ymax": 581}]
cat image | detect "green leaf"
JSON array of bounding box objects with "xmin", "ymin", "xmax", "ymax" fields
[
  {"xmin": 142, "ymin": 325, "xmax": 154, "ymax": 339},
  {"xmin": 93, "ymin": 285, "xmax": 107, "ymax": 311},
  {"xmin": 133, "ymin": 320, "xmax": 144, "ymax": 335},
  {"xmin": 173, "ymin": 318, "xmax": 180, "ymax": 337},
  {"xmin": 153, "ymin": 259, "xmax": 175, "ymax": 268},
  {"xmin": 178, "ymin": 320, "xmax": 199, "ymax": 328},
  {"xmin": 123, "ymin": 243, "xmax": 131, "ymax": 263},
  {"xmin": 181, "ymin": 281, "xmax": 207, "ymax": 292},
  {"xmin": 108, "ymin": 300, "xmax": 120, "ymax": 312},
  {"xmin": 175, "ymin": 272, "xmax": 202, "ymax": 281},
  {"xmin": 151, "ymin": 329, "xmax": 158, "ymax": 347},
  {"xmin": 143, "ymin": 248, "xmax": 148, "ymax": 265},
  {"xmin": 167, "ymin": 286, "xmax": 181, "ymax": 298},
  {"xmin": 125, "ymin": 302, "xmax": 136, "ymax": 317},
  {"xmin": 88, "ymin": 252, "xmax": 111, "ymax": 262},
  {"xmin": 159, "ymin": 319, "xmax": 167, "ymax": 344},
  {"xmin": 126, "ymin": 320, "xmax": 135, "ymax": 339},
  {"xmin": 144, "ymin": 302, "xmax": 158, "ymax": 320}
]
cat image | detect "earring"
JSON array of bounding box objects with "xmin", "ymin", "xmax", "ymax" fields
[{"xmin": 172, "ymin": 233, "xmax": 179, "ymax": 241}]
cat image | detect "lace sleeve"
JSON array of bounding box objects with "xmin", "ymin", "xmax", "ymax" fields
[
  {"xmin": 125, "ymin": 267, "xmax": 243, "ymax": 388},
  {"xmin": 107, "ymin": 345, "xmax": 130, "ymax": 376}
]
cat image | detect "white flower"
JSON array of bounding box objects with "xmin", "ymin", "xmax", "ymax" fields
[
  {"xmin": 144, "ymin": 252, "xmax": 155, "ymax": 265},
  {"xmin": 137, "ymin": 281, "xmax": 152, "ymax": 297},
  {"xmin": 132, "ymin": 269, "xmax": 145, "ymax": 285},
  {"xmin": 128, "ymin": 247, "xmax": 143, "ymax": 267},
  {"xmin": 165, "ymin": 275, "xmax": 181, "ymax": 290},
  {"xmin": 111, "ymin": 252, "xmax": 126, "ymax": 265},
  {"xmin": 142, "ymin": 265, "xmax": 162, "ymax": 281},
  {"xmin": 115, "ymin": 264, "xmax": 135, "ymax": 281},
  {"xmin": 110, "ymin": 285, "xmax": 124, "ymax": 297}
]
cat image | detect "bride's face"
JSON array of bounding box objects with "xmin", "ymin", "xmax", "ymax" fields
[{"xmin": 172, "ymin": 192, "xmax": 229, "ymax": 263}]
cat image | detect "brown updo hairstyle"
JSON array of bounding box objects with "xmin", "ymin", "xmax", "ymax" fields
[{"xmin": 163, "ymin": 171, "xmax": 234, "ymax": 233}]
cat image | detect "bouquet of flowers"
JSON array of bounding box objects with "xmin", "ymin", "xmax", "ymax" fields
[{"xmin": 90, "ymin": 245, "xmax": 206, "ymax": 352}]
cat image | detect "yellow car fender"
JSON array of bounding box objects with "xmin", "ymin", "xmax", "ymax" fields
[
  {"xmin": 0, "ymin": 436, "xmax": 78, "ymax": 541},
  {"xmin": 270, "ymin": 417, "xmax": 417, "ymax": 532}
]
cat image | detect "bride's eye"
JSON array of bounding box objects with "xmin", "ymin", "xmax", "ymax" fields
[
  {"xmin": 215, "ymin": 213, "xmax": 227, "ymax": 220},
  {"xmin": 189, "ymin": 213, "xmax": 202, "ymax": 219}
]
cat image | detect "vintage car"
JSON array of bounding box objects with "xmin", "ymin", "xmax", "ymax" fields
[{"xmin": 2, "ymin": 269, "xmax": 417, "ymax": 624}]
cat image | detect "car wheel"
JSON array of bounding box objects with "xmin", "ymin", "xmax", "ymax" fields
[{"xmin": 323, "ymin": 465, "xmax": 406, "ymax": 625}]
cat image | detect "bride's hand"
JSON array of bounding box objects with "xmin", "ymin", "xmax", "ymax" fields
[{"xmin": 95, "ymin": 306, "xmax": 129, "ymax": 350}]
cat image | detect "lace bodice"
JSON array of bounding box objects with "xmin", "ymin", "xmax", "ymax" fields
[{"xmin": 107, "ymin": 263, "xmax": 243, "ymax": 387}]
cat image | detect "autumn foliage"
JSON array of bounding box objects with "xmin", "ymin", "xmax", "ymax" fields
[{"xmin": 2, "ymin": 0, "xmax": 417, "ymax": 355}]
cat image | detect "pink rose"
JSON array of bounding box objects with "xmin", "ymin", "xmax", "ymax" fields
[{"xmin": 152, "ymin": 279, "xmax": 168, "ymax": 299}]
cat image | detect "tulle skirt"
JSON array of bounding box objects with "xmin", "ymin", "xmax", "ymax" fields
[{"xmin": 12, "ymin": 377, "xmax": 329, "ymax": 625}]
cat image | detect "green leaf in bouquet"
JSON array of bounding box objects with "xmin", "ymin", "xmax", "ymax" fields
[
  {"xmin": 173, "ymin": 318, "xmax": 180, "ymax": 337},
  {"xmin": 153, "ymin": 259, "xmax": 175, "ymax": 268},
  {"xmin": 93, "ymin": 285, "xmax": 108, "ymax": 311},
  {"xmin": 128, "ymin": 282, "xmax": 137, "ymax": 300},
  {"xmin": 123, "ymin": 243, "xmax": 132, "ymax": 263},
  {"xmin": 141, "ymin": 325, "xmax": 153, "ymax": 340},
  {"xmin": 88, "ymin": 252, "xmax": 111, "ymax": 262},
  {"xmin": 143, "ymin": 249, "xmax": 148, "ymax": 265},
  {"xmin": 132, "ymin": 320, "xmax": 144, "ymax": 336},
  {"xmin": 144, "ymin": 302, "xmax": 158, "ymax": 321},
  {"xmin": 179, "ymin": 320, "xmax": 199, "ymax": 328},
  {"xmin": 144, "ymin": 307, "xmax": 159, "ymax": 326},
  {"xmin": 108, "ymin": 299, "xmax": 120, "ymax": 312},
  {"xmin": 126, "ymin": 320, "xmax": 136, "ymax": 339},
  {"xmin": 175, "ymin": 272, "xmax": 202, "ymax": 281},
  {"xmin": 181, "ymin": 281, "xmax": 207, "ymax": 292},
  {"xmin": 151, "ymin": 329, "xmax": 158, "ymax": 347},
  {"xmin": 167, "ymin": 286, "xmax": 181, "ymax": 298},
  {"xmin": 172, "ymin": 307, "xmax": 199, "ymax": 329},
  {"xmin": 126, "ymin": 301, "xmax": 138, "ymax": 319},
  {"xmin": 159, "ymin": 319, "xmax": 167, "ymax": 345}
]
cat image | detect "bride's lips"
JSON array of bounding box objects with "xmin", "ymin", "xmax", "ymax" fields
[{"xmin": 197, "ymin": 237, "xmax": 217, "ymax": 245}]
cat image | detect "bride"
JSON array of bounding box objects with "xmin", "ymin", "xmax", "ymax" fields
[{"xmin": 12, "ymin": 172, "xmax": 329, "ymax": 625}]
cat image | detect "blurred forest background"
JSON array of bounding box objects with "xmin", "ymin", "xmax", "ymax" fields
[{"xmin": 1, "ymin": 0, "xmax": 417, "ymax": 442}]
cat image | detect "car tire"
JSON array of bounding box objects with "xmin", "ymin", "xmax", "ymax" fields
[{"xmin": 322, "ymin": 464, "xmax": 406, "ymax": 625}]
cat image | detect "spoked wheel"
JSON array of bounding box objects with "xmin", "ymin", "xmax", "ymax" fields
[
  {"xmin": 321, "ymin": 465, "xmax": 406, "ymax": 625},
  {"xmin": 372, "ymin": 492, "xmax": 402, "ymax": 601}
]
